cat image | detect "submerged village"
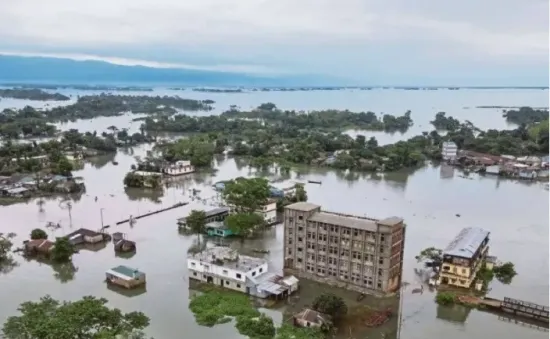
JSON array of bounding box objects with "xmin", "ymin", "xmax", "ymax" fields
[{"xmin": 0, "ymin": 87, "xmax": 548, "ymax": 339}]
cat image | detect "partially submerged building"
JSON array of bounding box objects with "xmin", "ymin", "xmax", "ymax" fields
[
  {"xmin": 293, "ymin": 308, "xmax": 332, "ymax": 329},
  {"xmin": 204, "ymin": 221, "xmax": 234, "ymax": 237},
  {"xmin": 438, "ymin": 227, "xmax": 490, "ymax": 289},
  {"xmin": 105, "ymin": 265, "xmax": 146, "ymax": 289},
  {"xmin": 24, "ymin": 239, "xmax": 55, "ymax": 256},
  {"xmin": 187, "ymin": 246, "xmax": 298, "ymax": 299},
  {"xmin": 283, "ymin": 202, "xmax": 406, "ymax": 296},
  {"xmin": 65, "ymin": 228, "xmax": 111, "ymax": 245},
  {"xmin": 177, "ymin": 207, "xmax": 230, "ymax": 230},
  {"xmin": 163, "ymin": 160, "xmax": 195, "ymax": 176}
]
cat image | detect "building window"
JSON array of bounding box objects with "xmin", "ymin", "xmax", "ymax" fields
[
  {"xmin": 191, "ymin": 262, "xmax": 196, "ymax": 266},
  {"xmin": 252, "ymin": 271, "xmax": 256, "ymax": 277},
  {"xmin": 298, "ymin": 215, "xmax": 303, "ymax": 220},
  {"xmin": 298, "ymin": 226, "xmax": 303, "ymax": 231},
  {"xmin": 379, "ymin": 259, "xmax": 384, "ymax": 265},
  {"xmin": 237, "ymin": 284, "xmax": 241, "ymax": 288},
  {"xmin": 298, "ymin": 247, "xmax": 303, "ymax": 252},
  {"xmin": 288, "ymin": 249, "xmax": 292, "ymax": 255},
  {"xmin": 288, "ymin": 239, "xmax": 293, "ymax": 245},
  {"xmin": 298, "ymin": 258, "xmax": 303, "ymax": 263},
  {"xmin": 298, "ymin": 237, "xmax": 303, "ymax": 242},
  {"xmin": 225, "ymin": 281, "xmax": 230, "ymax": 285},
  {"xmin": 461, "ymin": 268, "xmax": 467, "ymax": 274},
  {"xmin": 289, "ymin": 217, "xmax": 294, "ymax": 222},
  {"xmin": 223, "ymin": 270, "xmax": 228, "ymax": 274},
  {"xmin": 259, "ymin": 268, "xmax": 263, "ymax": 273},
  {"xmin": 193, "ymin": 272, "xmax": 197, "ymax": 276},
  {"xmin": 236, "ymin": 273, "xmax": 242, "ymax": 279}
]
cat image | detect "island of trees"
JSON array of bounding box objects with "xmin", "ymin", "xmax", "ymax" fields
[
  {"xmin": 0, "ymin": 88, "xmax": 70, "ymax": 101},
  {"xmin": 503, "ymin": 106, "xmax": 549, "ymax": 125}
]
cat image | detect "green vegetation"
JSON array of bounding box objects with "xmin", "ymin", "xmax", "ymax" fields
[
  {"xmin": 415, "ymin": 247, "xmax": 443, "ymax": 263},
  {"xmin": 186, "ymin": 210, "xmax": 207, "ymax": 246},
  {"xmin": 30, "ymin": 228, "xmax": 48, "ymax": 240},
  {"xmin": 493, "ymin": 262, "xmax": 517, "ymax": 284},
  {"xmin": 123, "ymin": 172, "xmax": 162, "ymax": 189},
  {"xmin": 431, "ymin": 112, "xmax": 461, "ymax": 131},
  {"xmin": 277, "ymin": 183, "xmax": 308, "ymax": 212},
  {"xmin": 222, "ymin": 177, "xmax": 270, "ymax": 235},
  {"xmin": 158, "ymin": 135, "xmax": 218, "ymax": 167},
  {"xmin": 312, "ymin": 293, "xmax": 348, "ymax": 320},
  {"xmin": 435, "ymin": 292, "xmax": 456, "ymax": 306},
  {"xmin": 50, "ymin": 237, "xmax": 75, "ymax": 262},
  {"xmin": 0, "ymin": 88, "xmax": 70, "ymax": 101},
  {"xmin": 504, "ymin": 107, "xmax": 549, "ymax": 125},
  {"xmin": 1, "ymin": 295, "xmax": 150, "ymax": 338},
  {"xmin": 189, "ymin": 288, "xmax": 326, "ymax": 339},
  {"xmin": 0, "ymin": 232, "xmax": 16, "ymax": 262}
]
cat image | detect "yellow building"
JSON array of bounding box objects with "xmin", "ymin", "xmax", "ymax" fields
[{"xmin": 438, "ymin": 227, "xmax": 490, "ymax": 289}]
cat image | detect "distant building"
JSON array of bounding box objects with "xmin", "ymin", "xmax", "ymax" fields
[
  {"xmin": 283, "ymin": 202, "xmax": 406, "ymax": 296},
  {"xmin": 187, "ymin": 246, "xmax": 298, "ymax": 299},
  {"xmin": 442, "ymin": 142, "xmax": 458, "ymax": 161},
  {"xmin": 438, "ymin": 227, "xmax": 490, "ymax": 289},
  {"xmin": 258, "ymin": 200, "xmax": 278, "ymax": 224},
  {"xmin": 163, "ymin": 160, "xmax": 195, "ymax": 176}
]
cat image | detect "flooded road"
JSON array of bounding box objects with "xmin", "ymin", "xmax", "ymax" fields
[{"xmin": 0, "ymin": 89, "xmax": 548, "ymax": 338}]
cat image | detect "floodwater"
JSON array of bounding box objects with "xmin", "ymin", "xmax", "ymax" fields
[{"xmin": 0, "ymin": 89, "xmax": 548, "ymax": 339}]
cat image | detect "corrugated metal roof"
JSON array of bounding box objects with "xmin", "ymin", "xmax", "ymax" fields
[{"xmin": 443, "ymin": 227, "xmax": 490, "ymax": 259}]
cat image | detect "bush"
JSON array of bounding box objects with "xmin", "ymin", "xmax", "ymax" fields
[
  {"xmin": 436, "ymin": 292, "xmax": 456, "ymax": 305},
  {"xmin": 494, "ymin": 262, "xmax": 517, "ymax": 284},
  {"xmin": 30, "ymin": 228, "xmax": 48, "ymax": 240},
  {"xmin": 312, "ymin": 293, "xmax": 347, "ymax": 320},
  {"xmin": 235, "ymin": 313, "xmax": 275, "ymax": 339}
]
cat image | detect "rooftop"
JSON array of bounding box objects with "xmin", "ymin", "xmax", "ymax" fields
[
  {"xmin": 205, "ymin": 221, "xmax": 227, "ymax": 229},
  {"xmin": 65, "ymin": 228, "xmax": 102, "ymax": 238},
  {"xmin": 443, "ymin": 227, "xmax": 490, "ymax": 259},
  {"xmin": 188, "ymin": 246, "xmax": 266, "ymax": 273},
  {"xmin": 285, "ymin": 201, "xmax": 321, "ymax": 212},
  {"xmin": 107, "ymin": 265, "xmax": 145, "ymax": 280},
  {"xmin": 294, "ymin": 308, "xmax": 330, "ymax": 324}
]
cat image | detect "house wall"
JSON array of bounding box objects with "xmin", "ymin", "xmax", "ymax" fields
[
  {"xmin": 439, "ymin": 244, "xmax": 488, "ymax": 288},
  {"xmin": 84, "ymin": 234, "xmax": 104, "ymax": 244},
  {"xmin": 295, "ymin": 318, "xmax": 322, "ymax": 328},
  {"xmin": 187, "ymin": 258, "xmax": 268, "ymax": 283},
  {"xmin": 188, "ymin": 268, "xmax": 248, "ymax": 293},
  {"xmin": 106, "ymin": 274, "xmax": 146, "ymax": 289}
]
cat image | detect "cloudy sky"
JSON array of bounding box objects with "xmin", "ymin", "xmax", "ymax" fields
[{"xmin": 0, "ymin": 0, "xmax": 548, "ymax": 85}]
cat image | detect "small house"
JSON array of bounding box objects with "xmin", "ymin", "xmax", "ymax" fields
[
  {"xmin": 281, "ymin": 275, "xmax": 299, "ymax": 293},
  {"xmin": 105, "ymin": 265, "xmax": 146, "ymax": 289},
  {"xmin": 5, "ymin": 187, "xmax": 30, "ymax": 198},
  {"xmin": 65, "ymin": 228, "xmax": 109, "ymax": 245},
  {"xmin": 205, "ymin": 221, "xmax": 234, "ymax": 237},
  {"xmin": 177, "ymin": 207, "xmax": 230, "ymax": 229},
  {"xmin": 293, "ymin": 308, "xmax": 331, "ymax": 329},
  {"xmin": 163, "ymin": 160, "xmax": 195, "ymax": 176},
  {"xmin": 24, "ymin": 239, "xmax": 55, "ymax": 256}
]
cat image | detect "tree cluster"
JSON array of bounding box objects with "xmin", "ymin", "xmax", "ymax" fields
[
  {"xmin": 2, "ymin": 296, "xmax": 150, "ymax": 339},
  {"xmin": 123, "ymin": 172, "xmax": 162, "ymax": 189},
  {"xmin": 0, "ymin": 88, "xmax": 70, "ymax": 101},
  {"xmin": 222, "ymin": 177, "xmax": 270, "ymax": 235},
  {"xmin": 503, "ymin": 107, "xmax": 549, "ymax": 125}
]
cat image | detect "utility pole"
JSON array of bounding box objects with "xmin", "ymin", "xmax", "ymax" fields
[
  {"xmin": 100, "ymin": 208, "xmax": 105, "ymax": 230},
  {"xmin": 67, "ymin": 202, "xmax": 73, "ymax": 228}
]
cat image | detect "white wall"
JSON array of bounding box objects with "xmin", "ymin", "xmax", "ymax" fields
[{"xmin": 187, "ymin": 258, "xmax": 268, "ymax": 282}]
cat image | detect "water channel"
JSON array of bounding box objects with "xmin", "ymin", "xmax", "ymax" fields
[{"xmin": 0, "ymin": 88, "xmax": 548, "ymax": 338}]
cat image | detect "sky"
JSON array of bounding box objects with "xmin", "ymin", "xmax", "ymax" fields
[{"xmin": 0, "ymin": 0, "xmax": 548, "ymax": 86}]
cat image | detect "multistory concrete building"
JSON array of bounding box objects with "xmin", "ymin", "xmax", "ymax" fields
[{"xmin": 283, "ymin": 202, "xmax": 406, "ymax": 296}]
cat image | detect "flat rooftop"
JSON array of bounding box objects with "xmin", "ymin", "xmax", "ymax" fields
[
  {"xmin": 284, "ymin": 201, "xmax": 321, "ymax": 212},
  {"xmin": 188, "ymin": 246, "xmax": 266, "ymax": 272},
  {"xmin": 309, "ymin": 211, "xmax": 403, "ymax": 231},
  {"xmin": 443, "ymin": 227, "xmax": 490, "ymax": 259}
]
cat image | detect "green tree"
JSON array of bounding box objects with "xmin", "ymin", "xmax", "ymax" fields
[
  {"xmin": 235, "ymin": 313, "xmax": 275, "ymax": 339},
  {"xmin": 2, "ymin": 295, "xmax": 150, "ymax": 339},
  {"xmin": 222, "ymin": 177, "xmax": 270, "ymax": 213},
  {"xmin": 312, "ymin": 293, "xmax": 347, "ymax": 320},
  {"xmin": 50, "ymin": 237, "xmax": 75, "ymax": 262},
  {"xmin": 225, "ymin": 213, "xmax": 265, "ymax": 236},
  {"xmin": 0, "ymin": 232, "xmax": 16, "ymax": 263},
  {"xmin": 493, "ymin": 262, "xmax": 517, "ymax": 284},
  {"xmin": 53, "ymin": 156, "xmax": 74, "ymax": 176},
  {"xmin": 30, "ymin": 228, "xmax": 48, "ymax": 240},
  {"xmin": 186, "ymin": 210, "xmax": 207, "ymax": 247}
]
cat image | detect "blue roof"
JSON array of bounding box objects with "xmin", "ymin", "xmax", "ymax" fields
[{"xmin": 443, "ymin": 227, "xmax": 490, "ymax": 259}]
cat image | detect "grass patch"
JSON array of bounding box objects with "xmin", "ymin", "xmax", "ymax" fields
[
  {"xmin": 275, "ymin": 324, "xmax": 325, "ymax": 339},
  {"xmin": 189, "ymin": 287, "xmax": 260, "ymax": 326}
]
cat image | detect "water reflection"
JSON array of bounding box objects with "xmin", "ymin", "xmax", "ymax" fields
[
  {"xmin": 115, "ymin": 251, "xmax": 137, "ymax": 260},
  {"xmin": 436, "ymin": 304, "xmax": 472, "ymax": 324},
  {"xmin": 124, "ymin": 187, "xmax": 164, "ymax": 204},
  {"xmin": 107, "ymin": 284, "xmax": 147, "ymax": 298},
  {"xmin": 0, "ymin": 256, "xmax": 19, "ymax": 275},
  {"xmin": 24, "ymin": 257, "xmax": 78, "ymax": 283},
  {"xmin": 87, "ymin": 153, "xmax": 117, "ymax": 169}
]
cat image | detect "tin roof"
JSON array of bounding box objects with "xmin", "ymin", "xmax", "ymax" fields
[
  {"xmin": 284, "ymin": 202, "xmax": 321, "ymax": 212},
  {"xmin": 443, "ymin": 227, "xmax": 490, "ymax": 259},
  {"xmin": 107, "ymin": 265, "xmax": 144, "ymax": 280}
]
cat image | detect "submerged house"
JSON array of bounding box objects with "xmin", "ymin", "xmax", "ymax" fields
[
  {"xmin": 24, "ymin": 239, "xmax": 55, "ymax": 256},
  {"xmin": 187, "ymin": 246, "xmax": 298, "ymax": 299},
  {"xmin": 205, "ymin": 221, "xmax": 234, "ymax": 237},
  {"xmin": 177, "ymin": 207, "xmax": 230, "ymax": 229},
  {"xmin": 105, "ymin": 265, "xmax": 146, "ymax": 289},
  {"xmin": 65, "ymin": 228, "xmax": 110, "ymax": 245},
  {"xmin": 293, "ymin": 308, "xmax": 331, "ymax": 329},
  {"xmin": 163, "ymin": 160, "xmax": 195, "ymax": 176}
]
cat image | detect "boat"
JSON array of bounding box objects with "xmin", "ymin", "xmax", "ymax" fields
[
  {"xmin": 308, "ymin": 180, "xmax": 322, "ymax": 184},
  {"xmin": 112, "ymin": 161, "xmax": 119, "ymax": 165}
]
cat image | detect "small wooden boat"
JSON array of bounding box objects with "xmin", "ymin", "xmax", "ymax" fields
[
  {"xmin": 357, "ymin": 293, "xmax": 366, "ymax": 301},
  {"xmin": 112, "ymin": 161, "xmax": 119, "ymax": 165},
  {"xmin": 308, "ymin": 180, "xmax": 322, "ymax": 184}
]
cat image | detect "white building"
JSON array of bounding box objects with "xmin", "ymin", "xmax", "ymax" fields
[
  {"xmin": 258, "ymin": 200, "xmax": 278, "ymax": 225},
  {"xmin": 188, "ymin": 247, "xmax": 297, "ymax": 299},
  {"xmin": 163, "ymin": 160, "xmax": 195, "ymax": 176},
  {"xmin": 442, "ymin": 142, "xmax": 458, "ymax": 161}
]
